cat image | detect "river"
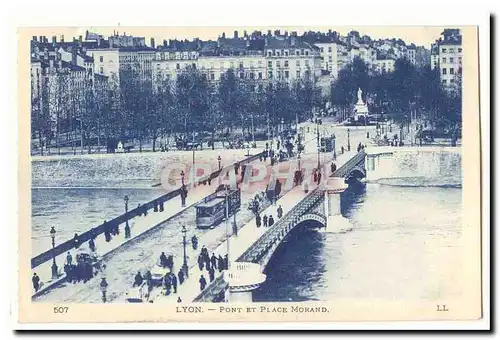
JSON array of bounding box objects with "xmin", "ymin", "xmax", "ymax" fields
[{"xmin": 253, "ymin": 180, "xmax": 463, "ymax": 302}]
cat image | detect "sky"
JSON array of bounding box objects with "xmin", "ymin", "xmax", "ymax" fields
[{"xmin": 29, "ymin": 26, "xmax": 455, "ymax": 48}]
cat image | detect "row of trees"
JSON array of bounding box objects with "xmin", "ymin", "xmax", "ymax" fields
[
  {"xmin": 31, "ymin": 65, "xmax": 322, "ymax": 154},
  {"xmin": 330, "ymin": 57, "xmax": 462, "ymax": 136}
]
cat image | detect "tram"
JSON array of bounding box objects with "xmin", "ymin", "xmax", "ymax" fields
[{"xmin": 195, "ymin": 184, "xmax": 241, "ymax": 229}]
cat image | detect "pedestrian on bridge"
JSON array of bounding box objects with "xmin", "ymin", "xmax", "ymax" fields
[
  {"xmin": 331, "ymin": 163, "xmax": 337, "ymax": 174},
  {"xmin": 341, "ymin": 146, "xmax": 345, "ymax": 154},
  {"xmin": 73, "ymin": 233, "xmax": 80, "ymax": 249},
  {"xmin": 89, "ymin": 238, "xmax": 96, "ymax": 253},
  {"xmin": 145, "ymin": 270, "xmax": 152, "ymax": 287},
  {"xmin": 160, "ymin": 252, "xmax": 168, "ymax": 268},
  {"xmin": 133, "ymin": 271, "xmax": 143, "ymax": 287},
  {"xmin": 263, "ymin": 215, "xmax": 268, "ymax": 228},
  {"xmin": 164, "ymin": 275, "xmax": 172, "ymax": 296},
  {"xmin": 154, "ymin": 201, "xmax": 159, "ymax": 212},
  {"xmin": 66, "ymin": 252, "xmax": 73, "ymax": 266},
  {"xmin": 197, "ymin": 254, "xmax": 205, "ymax": 271},
  {"xmin": 313, "ymin": 170, "xmax": 318, "ymax": 183},
  {"xmin": 268, "ymin": 215, "xmax": 275, "ymax": 227},
  {"xmin": 224, "ymin": 254, "xmax": 229, "ymax": 270},
  {"xmin": 317, "ymin": 172, "xmax": 322, "ymax": 185},
  {"xmin": 208, "ymin": 266, "xmax": 215, "ymax": 282},
  {"xmin": 104, "ymin": 221, "xmax": 112, "ymax": 242},
  {"xmin": 277, "ymin": 205, "xmax": 283, "ymax": 219},
  {"xmin": 218, "ymin": 255, "xmax": 224, "ymax": 272},
  {"xmin": 199, "ymin": 275, "xmax": 207, "ymax": 291},
  {"xmin": 210, "ymin": 253, "xmax": 217, "ymax": 270},
  {"xmin": 159, "ymin": 200, "xmax": 164, "ymax": 212},
  {"xmin": 32, "ymin": 273, "xmax": 40, "ymax": 292},
  {"xmin": 191, "ymin": 235, "xmax": 198, "ymax": 250},
  {"xmin": 171, "ymin": 273, "xmax": 178, "ymax": 294},
  {"xmin": 256, "ymin": 214, "xmax": 262, "ymax": 228}
]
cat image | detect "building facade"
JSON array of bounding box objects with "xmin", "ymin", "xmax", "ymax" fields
[{"xmin": 430, "ymin": 29, "xmax": 462, "ymax": 88}]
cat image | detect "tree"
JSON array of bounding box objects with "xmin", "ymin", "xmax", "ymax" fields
[{"xmin": 175, "ymin": 67, "xmax": 210, "ymax": 141}]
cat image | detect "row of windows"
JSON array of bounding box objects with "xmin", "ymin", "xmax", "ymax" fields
[
  {"xmin": 442, "ymin": 56, "xmax": 462, "ymax": 63},
  {"xmin": 442, "ymin": 67, "xmax": 462, "ymax": 75},
  {"xmin": 267, "ymin": 49, "xmax": 310, "ymax": 57},
  {"xmin": 268, "ymin": 59, "xmax": 310, "ymax": 68},
  {"xmin": 441, "ymin": 47, "xmax": 463, "ymax": 53},
  {"xmin": 320, "ymin": 46, "xmax": 334, "ymax": 53}
]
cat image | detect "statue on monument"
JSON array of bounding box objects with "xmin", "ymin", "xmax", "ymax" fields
[{"xmin": 357, "ymin": 88, "xmax": 363, "ymax": 104}]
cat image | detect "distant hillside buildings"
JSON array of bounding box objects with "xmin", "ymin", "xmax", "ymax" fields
[{"xmin": 31, "ymin": 28, "xmax": 433, "ymax": 95}]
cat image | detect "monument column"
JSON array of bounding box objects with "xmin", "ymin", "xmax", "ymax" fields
[{"xmin": 224, "ymin": 262, "xmax": 266, "ymax": 303}]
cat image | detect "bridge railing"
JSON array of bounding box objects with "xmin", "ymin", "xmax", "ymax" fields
[
  {"xmin": 192, "ymin": 274, "xmax": 228, "ymax": 302},
  {"xmin": 237, "ymin": 187, "xmax": 323, "ymax": 264},
  {"xmin": 31, "ymin": 152, "xmax": 265, "ymax": 270}
]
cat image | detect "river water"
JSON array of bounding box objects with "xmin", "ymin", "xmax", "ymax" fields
[{"xmin": 253, "ymin": 180, "xmax": 463, "ymax": 302}]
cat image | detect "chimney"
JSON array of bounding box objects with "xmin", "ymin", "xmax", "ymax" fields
[
  {"xmin": 291, "ymin": 37, "xmax": 296, "ymax": 46},
  {"xmin": 150, "ymin": 38, "xmax": 155, "ymax": 48},
  {"xmin": 244, "ymin": 30, "xmax": 248, "ymax": 38},
  {"xmin": 32, "ymin": 36, "xmax": 37, "ymax": 42},
  {"xmin": 267, "ymin": 30, "xmax": 272, "ymax": 36},
  {"xmin": 79, "ymin": 35, "xmax": 82, "ymax": 42},
  {"xmin": 52, "ymin": 36, "xmax": 57, "ymax": 45},
  {"xmin": 222, "ymin": 32, "xmax": 226, "ymax": 39},
  {"xmin": 39, "ymin": 35, "xmax": 44, "ymax": 43},
  {"xmin": 72, "ymin": 49, "xmax": 77, "ymax": 65},
  {"xmin": 274, "ymin": 29, "xmax": 280, "ymax": 36},
  {"xmin": 284, "ymin": 31, "xmax": 288, "ymax": 37},
  {"xmin": 61, "ymin": 35, "xmax": 64, "ymax": 42},
  {"xmin": 246, "ymin": 39, "xmax": 250, "ymax": 48},
  {"xmin": 234, "ymin": 30, "xmax": 238, "ymax": 39}
]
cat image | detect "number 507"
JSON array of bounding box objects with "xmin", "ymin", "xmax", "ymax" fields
[{"xmin": 53, "ymin": 306, "xmax": 69, "ymax": 313}]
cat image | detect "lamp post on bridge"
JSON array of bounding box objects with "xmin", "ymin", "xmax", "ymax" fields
[
  {"xmin": 225, "ymin": 186, "xmax": 231, "ymax": 271},
  {"xmin": 50, "ymin": 226, "xmax": 58, "ymax": 279},
  {"xmin": 332, "ymin": 133, "xmax": 337, "ymax": 161},
  {"xmin": 181, "ymin": 225, "xmax": 189, "ymax": 278},
  {"xmin": 347, "ymin": 128, "xmax": 351, "ymax": 151},
  {"xmin": 315, "ymin": 115, "xmax": 321, "ymax": 169},
  {"xmin": 180, "ymin": 170, "xmax": 185, "ymax": 186},
  {"xmin": 124, "ymin": 195, "xmax": 130, "ymax": 238},
  {"xmin": 218, "ymin": 155, "xmax": 222, "ymax": 170}
]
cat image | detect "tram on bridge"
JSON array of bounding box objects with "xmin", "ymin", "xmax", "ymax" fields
[{"xmin": 195, "ymin": 184, "xmax": 241, "ymax": 229}]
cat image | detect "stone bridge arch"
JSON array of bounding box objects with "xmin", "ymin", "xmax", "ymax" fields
[
  {"xmin": 346, "ymin": 166, "xmax": 366, "ymax": 179},
  {"xmin": 295, "ymin": 213, "xmax": 327, "ymax": 229}
]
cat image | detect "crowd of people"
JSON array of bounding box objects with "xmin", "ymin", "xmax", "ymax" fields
[{"xmin": 197, "ymin": 245, "xmax": 228, "ymax": 291}]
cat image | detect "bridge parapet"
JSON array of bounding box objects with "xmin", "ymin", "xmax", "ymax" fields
[{"xmin": 332, "ymin": 150, "xmax": 366, "ymax": 178}]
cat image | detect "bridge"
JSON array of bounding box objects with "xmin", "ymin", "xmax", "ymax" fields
[
  {"xmin": 189, "ymin": 149, "xmax": 368, "ymax": 303},
  {"xmin": 184, "ymin": 145, "xmax": 460, "ymax": 303}
]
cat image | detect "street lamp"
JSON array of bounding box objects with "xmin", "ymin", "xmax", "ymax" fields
[
  {"xmin": 180, "ymin": 170, "xmax": 185, "ymax": 186},
  {"xmin": 217, "ymin": 155, "xmax": 222, "ymax": 170},
  {"xmin": 347, "ymin": 128, "xmax": 351, "ymax": 151},
  {"xmin": 315, "ymin": 117, "xmax": 320, "ymax": 169},
  {"xmin": 50, "ymin": 227, "xmax": 58, "ymax": 279},
  {"xmin": 332, "ymin": 133, "xmax": 337, "ymax": 160},
  {"xmin": 124, "ymin": 195, "xmax": 130, "ymax": 238},
  {"xmin": 181, "ymin": 226, "xmax": 189, "ymax": 278},
  {"xmin": 100, "ymin": 277, "xmax": 108, "ymax": 303},
  {"xmin": 225, "ymin": 186, "xmax": 231, "ymax": 271}
]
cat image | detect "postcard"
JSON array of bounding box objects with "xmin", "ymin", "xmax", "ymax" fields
[{"xmin": 16, "ymin": 25, "xmax": 484, "ymax": 327}]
